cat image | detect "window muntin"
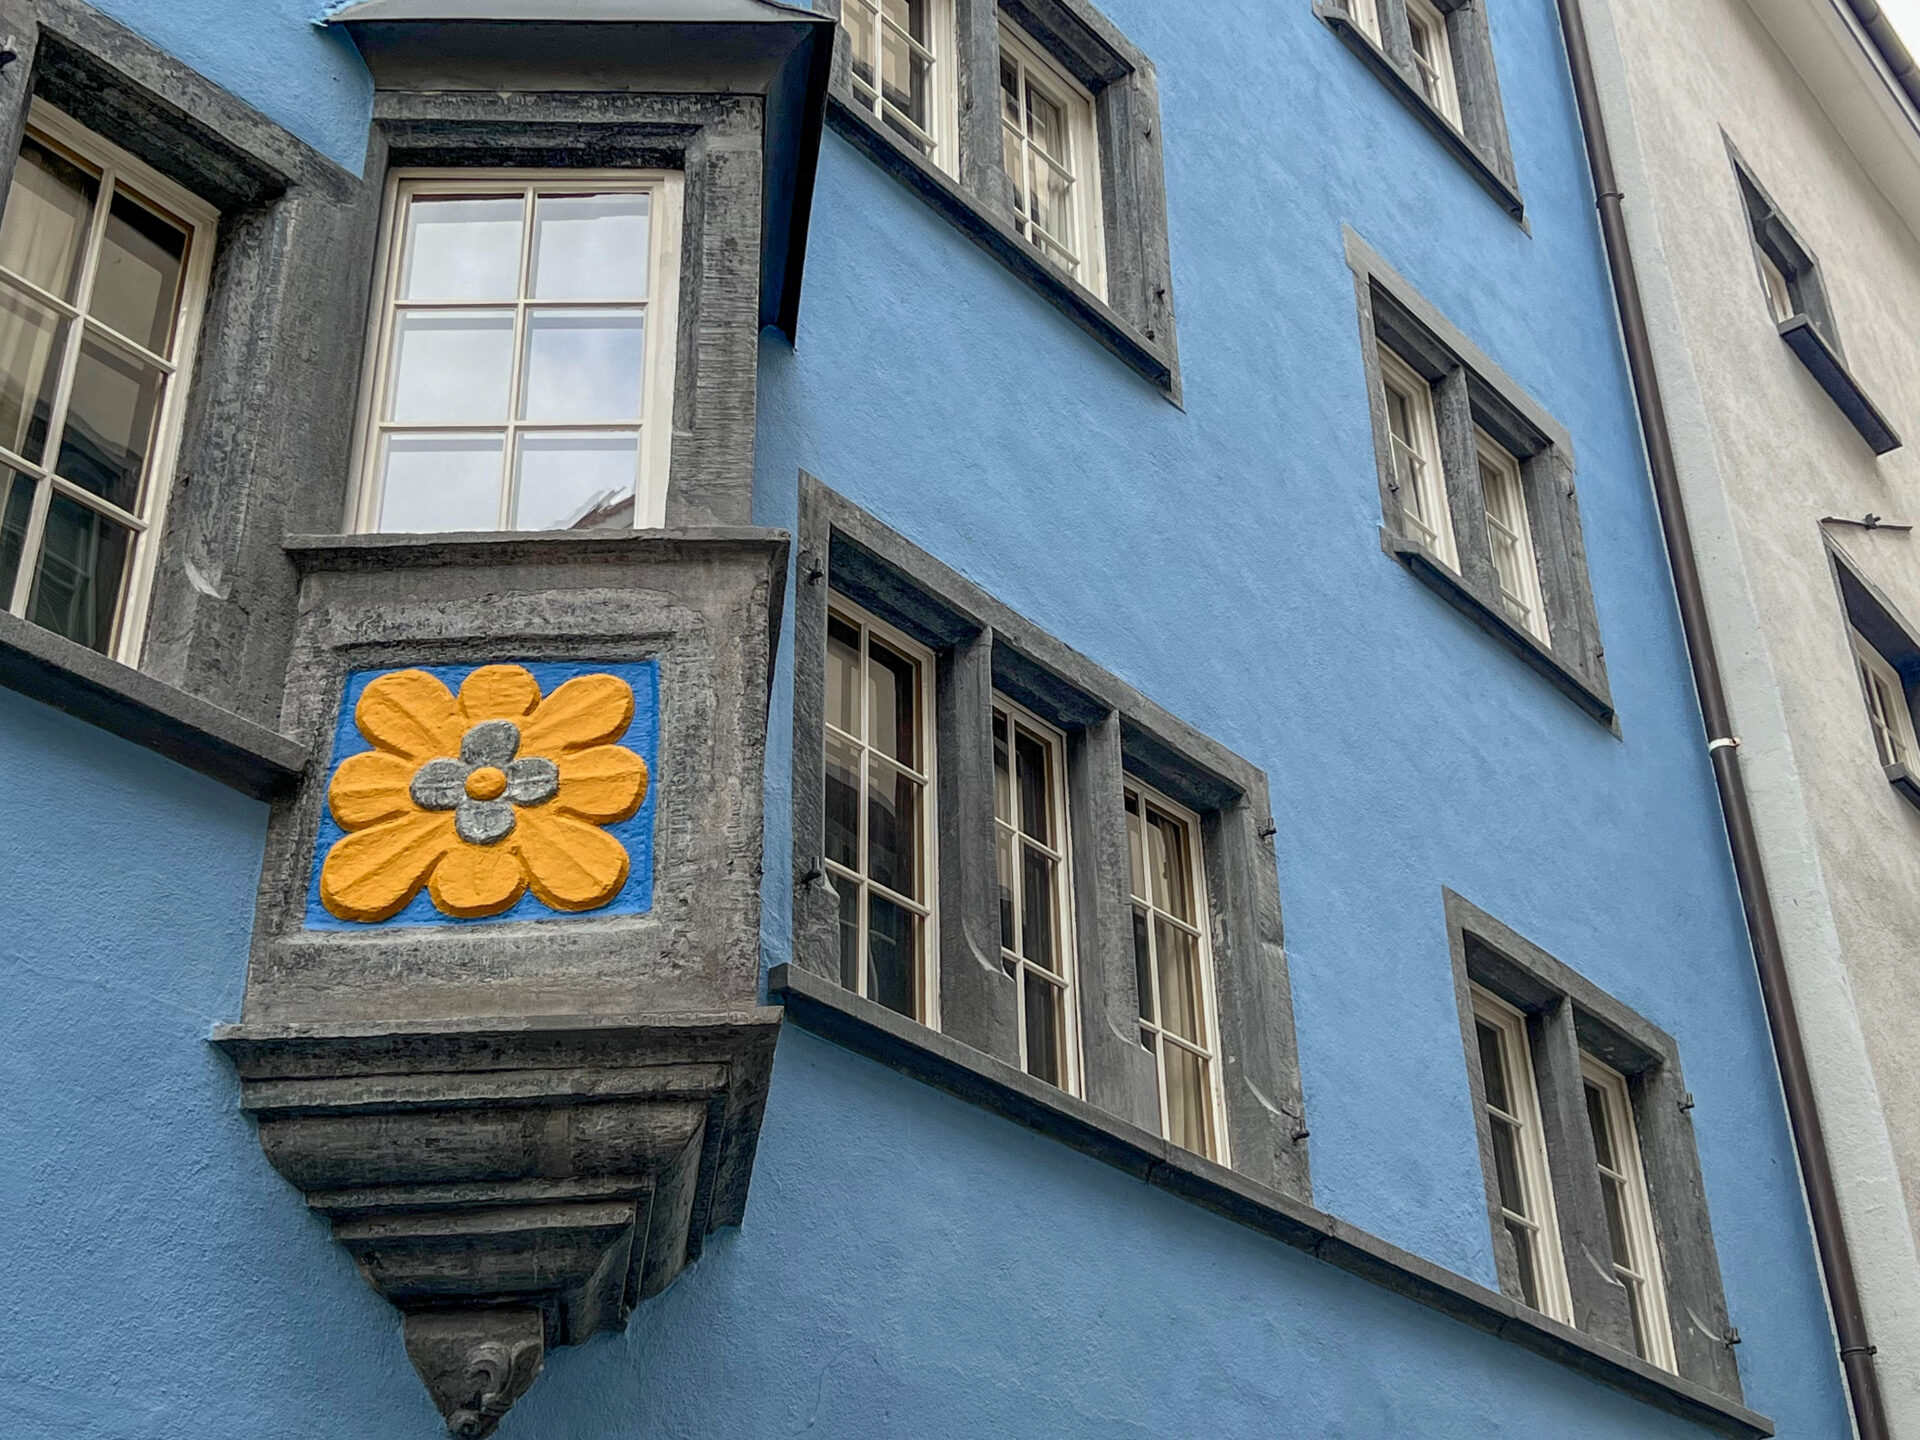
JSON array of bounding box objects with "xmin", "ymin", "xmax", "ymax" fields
[
  {"xmin": 825, "ymin": 600, "xmax": 939, "ymax": 1023},
  {"xmin": 1127, "ymin": 782, "xmax": 1228, "ymax": 1162},
  {"xmin": 0, "ymin": 103, "xmax": 213, "ymax": 662},
  {"xmin": 1581, "ymin": 1056, "xmax": 1676, "ymax": 1370},
  {"xmin": 845, "ymin": 0, "xmax": 956, "ymax": 172},
  {"xmin": 1852, "ymin": 629, "xmax": 1917, "ymax": 771},
  {"xmin": 352, "ymin": 173, "xmax": 682, "ymax": 536},
  {"xmin": 994, "ymin": 698, "xmax": 1079, "ymax": 1090},
  {"xmin": 1471, "ymin": 988, "xmax": 1574, "ymax": 1323},
  {"xmin": 1405, "ymin": 0, "xmax": 1461, "ymax": 127},
  {"xmin": 999, "ymin": 22, "xmax": 1106, "ymax": 300},
  {"xmin": 1476, "ymin": 432, "xmax": 1546, "ymax": 641},
  {"xmin": 1378, "ymin": 346, "xmax": 1458, "ymax": 570}
]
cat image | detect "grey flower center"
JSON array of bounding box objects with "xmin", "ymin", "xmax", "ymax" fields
[{"xmin": 409, "ymin": 720, "xmax": 561, "ymax": 845}]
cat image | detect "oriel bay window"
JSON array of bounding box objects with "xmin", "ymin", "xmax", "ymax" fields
[
  {"xmin": 994, "ymin": 699, "xmax": 1077, "ymax": 1088},
  {"xmin": 0, "ymin": 102, "xmax": 214, "ymax": 661}
]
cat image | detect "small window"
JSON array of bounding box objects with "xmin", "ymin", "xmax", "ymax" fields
[
  {"xmin": 1471, "ymin": 987, "xmax": 1574, "ymax": 1323},
  {"xmin": 1127, "ymin": 782, "xmax": 1227, "ymax": 1162},
  {"xmin": 1378, "ymin": 345, "xmax": 1458, "ymax": 570},
  {"xmin": 1581, "ymin": 1056, "xmax": 1677, "ymax": 1370},
  {"xmin": 351, "ymin": 173, "xmax": 682, "ymax": 536},
  {"xmin": 0, "ymin": 103, "xmax": 214, "ymax": 662},
  {"xmin": 1852, "ymin": 628, "xmax": 1917, "ymax": 772},
  {"xmin": 825, "ymin": 600, "xmax": 939, "ymax": 1023},
  {"xmin": 1757, "ymin": 245, "xmax": 1794, "ymax": 327},
  {"xmin": 994, "ymin": 698, "xmax": 1079, "ymax": 1090},
  {"xmin": 844, "ymin": 0, "xmax": 957, "ymax": 172},
  {"xmin": 1476, "ymin": 431, "xmax": 1546, "ymax": 641},
  {"xmin": 1348, "ymin": 0, "xmax": 1383, "ymax": 42},
  {"xmin": 998, "ymin": 20, "xmax": 1106, "ymax": 299},
  {"xmin": 1404, "ymin": 0, "xmax": 1461, "ymax": 127}
]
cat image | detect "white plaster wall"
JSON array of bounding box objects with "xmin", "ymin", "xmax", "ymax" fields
[{"xmin": 1580, "ymin": 0, "xmax": 1920, "ymax": 1426}]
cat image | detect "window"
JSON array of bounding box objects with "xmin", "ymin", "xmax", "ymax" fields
[
  {"xmin": 1348, "ymin": 0, "xmax": 1382, "ymax": 42},
  {"xmin": 999, "ymin": 20, "xmax": 1105, "ymax": 299},
  {"xmin": 1757, "ymin": 245, "xmax": 1793, "ymax": 327},
  {"xmin": 1582, "ymin": 1056, "xmax": 1676, "ymax": 1369},
  {"xmin": 1378, "ymin": 345, "xmax": 1457, "ymax": 570},
  {"xmin": 1471, "ymin": 988, "xmax": 1574, "ymax": 1323},
  {"xmin": 351, "ymin": 173, "xmax": 682, "ymax": 536},
  {"xmin": 1404, "ymin": 0, "xmax": 1461, "ymax": 127},
  {"xmin": 995, "ymin": 699, "xmax": 1078, "ymax": 1089},
  {"xmin": 843, "ymin": 0, "xmax": 956, "ymax": 172},
  {"xmin": 825, "ymin": 600, "xmax": 938, "ymax": 1023},
  {"xmin": 1477, "ymin": 432, "xmax": 1545, "ymax": 641},
  {"xmin": 1852, "ymin": 629, "xmax": 1917, "ymax": 772},
  {"xmin": 0, "ymin": 102, "xmax": 214, "ymax": 662}
]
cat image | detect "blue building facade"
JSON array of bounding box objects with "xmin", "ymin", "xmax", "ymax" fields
[{"xmin": 0, "ymin": 0, "xmax": 1862, "ymax": 1436}]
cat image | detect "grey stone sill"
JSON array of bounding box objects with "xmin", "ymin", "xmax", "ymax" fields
[
  {"xmin": 824, "ymin": 92, "xmax": 1178, "ymax": 396},
  {"xmin": 1384, "ymin": 530, "xmax": 1617, "ymax": 727},
  {"xmin": 1884, "ymin": 762, "xmax": 1920, "ymax": 811},
  {"xmin": 285, "ymin": 526, "xmax": 793, "ymax": 574},
  {"xmin": 1777, "ymin": 316, "xmax": 1902, "ymax": 456},
  {"xmin": 768, "ymin": 962, "xmax": 1771, "ymax": 1439},
  {"xmin": 1314, "ymin": 1, "xmax": 1526, "ymax": 224},
  {"xmin": 0, "ymin": 607, "xmax": 305, "ymax": 801}
]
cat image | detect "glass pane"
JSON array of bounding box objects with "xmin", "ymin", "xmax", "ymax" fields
[
  {"xmin": 1155, "ymin": 918, "xmax": 1204, "ymax": 1044},
  {"xmin": 519, "ymin": 309, "xmax": 646, "ymax": 421},
  {"xmin": 511, "ymin": 431, "xmax": 637, "ymax": 531},
  {"xmin": 837, "ymin": 878, "xmax": 861, "ymax": 994},
  {"xmin": 399, "ymin": 195, "xmax": 523, "ymax": 301},
  {"xmin": 846, "ymin": 0, "xmax": 878, "ymax": 91},
  {"xmin": 1125, "ymin": 791, "xmax": 1146, "ymax": 902},
  {"xmin": 993, "ymin": 710, "xmax": 1012, "ymax": 823},
  {"xmin": 1584, "ymin": 1083, "xmax": 1617, "ymax": 1169},
  {"xmin": 1505, "ymin": 1218, "xmax": 1541, "ymax": 1310},
  {"xmin": 827, "ymin": 615, "xmax": 861, "ymax": 736},
  {"xmin": 1385, "ymin": 383, "xmax": 1414, "ymax": 447},
  {"xmin": 1599, "ymin": 1173, "xmax": 1633, "ymax": 1271},
  {"xmin": 1034, "ymin": 154, "xmax": 1074, "ymax": 256},
  {"xmin": 28, "ymin": 492, "xmax": 130, "ymax": 652},
  {"xmin": 997, "ymin": 824, "xmax": 1016, "ymax": 953},
  {"xmin": 1024, "ymin": 970, "xmax": 1064, "ymax": 1088},
  {"xmin": 531, "ymin": 193, "xmax": 650, "ymax": 300},
  {"xmin": 1476, "ymin": 1021, "xmax": 1511, "ymax": 1113},
  {"xmin": 0, "ymin": 284, "xmax": 64, "ymax": 464},
  {"xmin": 376, "ymin": 433, "xmax": 503, "ymax": 533},
  {"xmin": 1145, "ymin": 807, "xmax": 1193, "ymax": 921},
  {"xmin": 91, "ymin": 189, "xmax": 186, "ymax": 354},
  {"xmin": 880, "ymin": 1, "xmax": 933, "ymax": 150},
  {"xmin": 1021, "ymin": 842, "xmax": 1056, "ymax": 971},
  {"xmin": 1015, "ymin": 728, "xmax": 1050, "ymax": 842},
  {"xmin": 1163, "ymin": 1043, "xmax": 1211, "ymax": 1156},
  {"xmin": 1489, "ymin": 1115, "xmax": 1527, "ymax": 1216},
  {"xmin": 56, "ymin": 335, "xmax": 166, "ymax": 512},
  {"xmin": 867, "ymin": 763, "xmax": 920, "ymax": 899},
  {"xmin": 0, "ymin": 467, "xmax": 33, "ymax": 604},
  {"xmin": 0, "ymin": 138, "xmax": 97, "ymax": 300},
  {"xmin": 867, "ymin": 892, "xmax": 917, "ymax": 1018},
  {"xmin": 868, "ymin": 637, "xmax": 918, "ymax": 768},
  {"xmin": 824, "ymin": 732, "xmax": 861, "ymax": 872},
  {"xmin": 1132, "ymin": 904, "xmax": 1153, "ymax": 1023},
  {"xmin": 1026, "ymin": 84, "xmax": 1068, "ymax": 165},
  {"xmin": 387, "ymin": 310, "xmax": 514, "ymax": 423}
]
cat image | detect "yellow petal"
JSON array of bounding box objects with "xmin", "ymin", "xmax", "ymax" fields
[
  {"xmin": 429, "ymin": 842, "xmax": 528, "ymax": 919},
  {"xmin": 516, "ymin": 808, "xmax": 631, "ymax": 912},
  {"xmin": 457, "ymin": 665, "xmax": 542, "ymax": 727},
  {"xmin": 328, "ymin": 750, "xmax": 419, "ymax": 830},
  {"xmin": 553, "ymin": 745, "xmax": 649, "ymax": 824},
  {"xmin": 521, "ymin": 674, "xmax": 634, "ymax": 755},
  {"xmin": 319, "ymin": 811, "xmax": 455, "ymax": 922},
  {"xmin": 355, "ymin": 670, "xmax": 460, "ymax": 762}
]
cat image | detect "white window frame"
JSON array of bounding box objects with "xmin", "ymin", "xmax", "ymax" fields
[
  {"xmin": 1347, "ymin": 0, "xmax": 1383, "ymax": 43},
  {"xmin": 347, "ymin": 169, "xmax": 684, "ymax": 535},
  {"xmin": 998, "ymin": 19, "xmax": 1107, "ymax": 301},
  {"xmin": 0, "ymin": 100, "xmax": 216, "ymax": 665},
  {"xmin": 1852, "ymin": 629, "xmax": 1918, "ymax": 772},
  {"xmin": 1126, "ymin": 779, "xmax": 1231, "ymax": 1164},
  {"xmin": 1471, "ymin": 987, "xmax": 1575, "ymax": 1325},
  {"xmin": 1405, "ymin": 0, "xmax": 1462, "ymax": 128},
  {"xmin": 1475, "ymin": 430, "xmax": 1548, "ymax": 641},
  {"xmin": 824, "ymin": 597, "xmax": 942, "ymax": 1029},
  {"xmin": 843, "ymin": 0, "xmax": 959, "ymax": 175},
  {"xmin": 993, "ymin": 694, "xmax": 1082, "ymax": 1093},
  {"xmin": 1580, "ymin": 1054, "xmax": 1677, "ymax": 1372},
  {"xmin": 1378, "ymin": 345, "xmax": 1459, "ymax": 571}
]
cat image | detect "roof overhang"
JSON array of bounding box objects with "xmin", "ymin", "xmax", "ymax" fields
[{"xmin": 321, "ymin": 0, "xmax": 834, "ymax": 338}]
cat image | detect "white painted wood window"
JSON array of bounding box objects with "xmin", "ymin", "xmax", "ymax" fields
[
  {"xmin": 1347, "ymin": 0, "xmax": 1383, "ymax": 43},
  {"xmin": 1476, "ymin": 431, "xmax": 1547, "ymax": 641},
  {"xmin": 1581, "ymin": 1056, "xmax": 1676, "ymax": 1370},
  {"xmin": 1757, "ymin": 246, "xmax": 1794, "ymax": 325},
  {"xmin": 1127, "ymin": 782, "xmax": 1229, "ymax": 1162},
  {"xmin": 1471, "ymin": 988, "xmax": 1574, "ymax": 1323},
  {"xmin": 1852, "ymin": 629, "xmax": 1917, "ymax": 771},
  {"xmin": 845, "ymin": 0, "xmax": 957, "ymax": 173},
  {"xmin": 999, "ymin": 20, "xmax": 1106, "ymax": 299},
  {"xmin": 351, "ymin": 172, "xmax": 682, "ymax": 535},
  {"xmin": 825, "ymin": 600, "xmax": 939, "ymax": 1024},
  {"xmin": 994, "ymin": 697, "xmax": 1079, "ymax": 1090},
  {"xmin": 1379, "ymin": 345, "xmax": 1459, "ymax": 570},
  {"xmin": 1405, "ymin": 0, "xmax": 1462, "ymax": 128},
  {"xmin": 0, "ymin": 102, "xmax": 215, "ymax": 663}
]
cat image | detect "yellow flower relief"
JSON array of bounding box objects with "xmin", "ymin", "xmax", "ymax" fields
[{"xmin": 319, "ymin": 664, "xmax": 650, "ymax": 923}]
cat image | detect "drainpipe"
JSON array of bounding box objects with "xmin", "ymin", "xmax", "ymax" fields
[{"xmin": 1552, "ymin": 1, "xmax": 1890, "ymax": 1434}]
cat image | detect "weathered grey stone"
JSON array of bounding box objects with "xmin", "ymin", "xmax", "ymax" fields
[{"xmin": 404, "ymin": 1308, "xmax": 544, "ymax": 1440}]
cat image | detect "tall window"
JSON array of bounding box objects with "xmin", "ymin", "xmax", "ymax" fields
[
  {"xmin": 1852, "ymin": 630, "xmax": 1917, "ymax": 771},
  {"xmin": 1757, "ymin": 246, "xmax": 1794, "ymax": 325},
  {"xmin": 1476, "ymin": 432, "xmax": 1546, "ymax": 641},
  {"xmin": 825, "ymin": 601, "xmax": 937, "ymax": 1022},
  {"xmin": 352, "ymin": 173, "xmax": 681, "ymax": 536},
  {"xmin": 845, "ymin": 0, "xmax": 955, "ymax": 171},
  {"xmin": 0, "ymin": 103, "xmax": 214, "ymax": 661},
  {"xmin": 999, "ymin": 21, "xmax": 1105, "ymax": 299},
  {"xmin": 1128, "ymin": 783, "xmax": 1226, "ymax": 1161},
  {"xmin": 1582, "ymin": 1057, "xmax": 1676, "ymax": 1369},
  {"xmin": 1378, "ymin": 347, "xmax": 1458, "ymax": 570},
  {"xmin": 1471, "ymin": 989, "xmax": 1574, "ymax": 1323},
  {"xmin": 1405, "ymin": 0, "xmax": 1461, "ymax": 127},
  {"xmin": 1347, "ymin": 0, "xmax": 1382, "ymax": 42},
  {"xmin": 995, "ymin": 699, "xmax": 1077, "ymax": 1089}
]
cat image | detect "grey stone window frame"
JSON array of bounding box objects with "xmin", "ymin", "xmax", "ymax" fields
[
  {"xmin": 1445, "ymin": 889, "xmax": 1745, "ymax": 1402},
  {"xmin": 1726, "ymin": 139, "xmax": 1900, "ymax": 455},
  {"xmin": 1346, "ymin": 229, "xmax": 1613, "ymax": 725},
  {"xmin": 788, "ymin": 472, "xmax": 1308, "ymax": 1199},
  {"xmin": 1315, "ymin": 0, "xmax": 1522, "ymax": 222},
  {"xmin": 1826, "ymin": 535, "xmax": 1920, "ymax": 812},
  {"xmin": 821, "ymin": 0, "xmax": 1181, "ymax": 397}
]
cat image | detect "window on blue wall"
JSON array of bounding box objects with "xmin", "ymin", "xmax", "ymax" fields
[
  {"xmin": 995, "ymin": 698, "xmax": 1080, "ymax": 1090},
  {"xmin": 999, "ymin": 17, "xmax": 1106, "ymax": 299},
  {"xmin": 843, "ymin": 0, "xmax": 959, "ymax": 174},
  {"xmin": 1582, "ymin": 1055, "xmax": 1677, "ymax": 1369}
]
